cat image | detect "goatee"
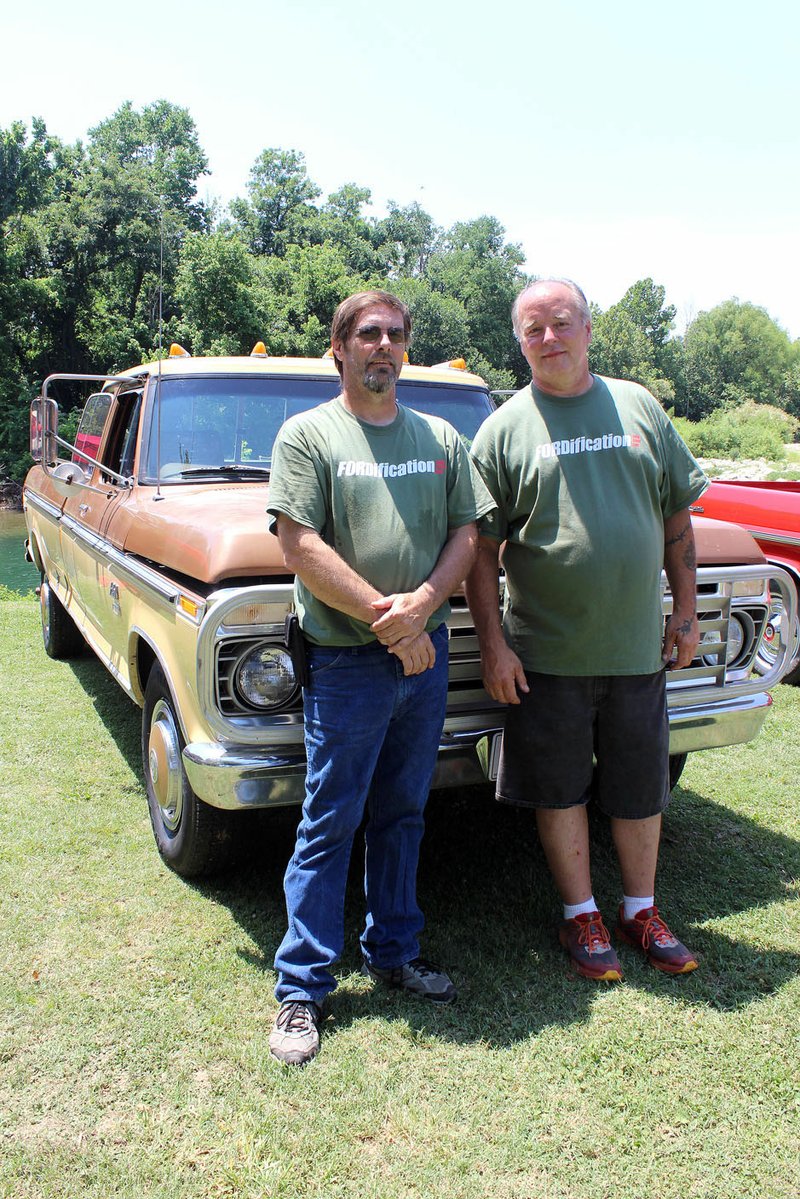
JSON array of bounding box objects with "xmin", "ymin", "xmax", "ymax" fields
[{"xmin": 363, "ymin": 367, "xmax": 396, "ymax": 394}]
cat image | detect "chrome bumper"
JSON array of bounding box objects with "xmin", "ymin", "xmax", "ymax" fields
[
  {"xmin": 182, "ymin": 728, "xmax": 501, "ymax": 810},
  {"xmin": 182, "ymin": 689, "xmax": 773, "ymax": 812},
  {"xmin": 666, "ymin": 689, "xmax": 772, "ymax": 754}
]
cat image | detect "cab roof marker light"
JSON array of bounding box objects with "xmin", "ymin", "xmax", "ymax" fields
[
  {"xmin": 431, "ymin": 358, "xmax": 467, "ymax": 371},
  {"xmin": 322, "ymin": 348, "xmax": 335, "ymax": 358},
  {"xmin": 169, "ymin": 343, "xmax": 190, "ymax": 358},
  {"xmin": 250, "ymin": 341, "xmax": 268, "ymax": 357}
]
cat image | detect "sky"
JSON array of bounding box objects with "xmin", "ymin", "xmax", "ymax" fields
[{"xmin": 3, "ymin": 0, "xmax": 799, "ymax": 339}]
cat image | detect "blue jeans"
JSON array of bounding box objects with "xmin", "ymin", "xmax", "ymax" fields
[{"xmin": 274, "ymin": 624, "xmax": 449, "ymax": 1006}]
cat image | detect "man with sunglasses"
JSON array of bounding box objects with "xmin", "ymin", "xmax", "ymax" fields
[{"xmin": 266, "ymin": 290, "xmax": 494, "ymax": 1065}]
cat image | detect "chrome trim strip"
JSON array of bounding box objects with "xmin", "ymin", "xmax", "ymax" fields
[
  {"xmin": 748, "ymin": 529, "xmax": 800, "ymax": 549},
  {"xmin": 61, "ymin": 518, "xmax": 180, "ymax": 606},
  {"xmin": 28, "ymin": 490, "xmax": 181, "ymax": 607},
  {"xmin": 23, "ymin": 490, "xmax": 62, "ymax": 523}
]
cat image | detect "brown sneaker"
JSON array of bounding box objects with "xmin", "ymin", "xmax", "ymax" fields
[
  {"xmin": 558, "ymin": 912, "xmax": 623, "ymax": 981},
  {"xmin": 269, "ymin": 1000, "xmax": 321, "ymax": 1066},
  {"xmin": 615, "ymin": 905, "xmax": 698, "ymax": 974}
]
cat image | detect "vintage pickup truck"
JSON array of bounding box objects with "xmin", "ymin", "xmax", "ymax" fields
[
  {"xmin": 23, "ymin": 348, "xmax": 797, "ymax": 876},
  {"xmin": 691, "ymin": 479, "xmax": 800, "ymax": 685}
]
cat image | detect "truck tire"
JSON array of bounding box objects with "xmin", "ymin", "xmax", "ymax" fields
[
  {"xmin": 668, "ymin": 753, "xmax": 687, "ymax": 791},
  {"xmin": 755, "ymin": 580, "xmax": 800, "ymax": 686},
  {"xmin": 142, "ymin": 663, "xmax": 240, "ymax": 877},
  {"xmin": 39, "ymin": 578, "xmax": 84, "ymax": 659}
]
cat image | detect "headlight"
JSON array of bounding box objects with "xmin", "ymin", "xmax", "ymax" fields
[
  {"xmin": 701, "ymin": 614, "xmax": 746, "ymax": 667},
  {"xmin": 235, "ymin": 646, "xmax": 297, "ymax": 709}
]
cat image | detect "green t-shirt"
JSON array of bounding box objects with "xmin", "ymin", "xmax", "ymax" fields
[
  {"xmin": 470, "ymin": 376, "xmax": 709, "ymax": 676},
  {"xmin": 268, "ymin": 397, "xmax": 495, "ymax": 645}
]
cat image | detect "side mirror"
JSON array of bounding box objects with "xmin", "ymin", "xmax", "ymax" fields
[{"xmin": 30, "ymin": 396, "xmax": 59, "ymax": 465}]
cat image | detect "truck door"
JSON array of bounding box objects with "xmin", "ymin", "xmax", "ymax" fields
[{"xmin": 61, "ymin": 389, "xmax": 142, "ymax": 660}]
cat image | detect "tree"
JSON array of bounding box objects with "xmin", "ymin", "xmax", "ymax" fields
[
  {"xmin": 230, "ymin": 149, "xmax": 321, "ymax": 257},
  {"xmin": 391, "ymin": 277, "xmax": 470, "ymax": 365},
  {"xmin": 376, "ymin": 201, "xmax": 441, "ymax": 277},
  {"xmin": 305, "ymin": 185, "xmax": 385, "ymax": 276},
  {"xmin": 587, "ymin": 279, "xmax": 680, "ymax": 406},
  {"xmin": 174, "ymin": 229, "xmax": 261, "ymax": 356},
  {"xmin": 0, "ymin": 119, "xmax": 65, "ymax": 482},
  {"xmin": 26, "ymin": 101, "xmax": 211, "ymax": 374},
  {"xmin": 0, "ymin": 105, "xmax": 213, "ymax": 486},
  {"xmin": 682, "ymin": 299, "xmax": 797, "ymax": 418},
  {"xmin": 426, "ymin": 216, "xmax": 527, "ymax": 382},
  {"xmin": 615, "ymin": 278, "xmax": 676, "ymax": 360},
  {"xmin": 253, "ymin": 243, "xmax": 366, "ymax": 357}
]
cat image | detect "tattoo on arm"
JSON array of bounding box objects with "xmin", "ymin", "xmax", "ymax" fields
[
  {"xmin": 665, "ymin": 518, "xmax": 696, "ymax": 569},
  {"xmin": 665, "ymin": 520, "xmax": 691, "ymax": 547},
  {"xmin": 673, "ymin": 617, "xmax": 693, "ymax": 635}
]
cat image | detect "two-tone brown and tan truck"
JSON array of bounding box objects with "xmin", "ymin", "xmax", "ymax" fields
[{"xmin": 23, "ymin": 347, "xmax": 797, "ymax": 876}]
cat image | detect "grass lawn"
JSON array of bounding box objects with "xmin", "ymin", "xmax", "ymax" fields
[{"xmin": 1, "ymin": 597, "xmax": 798, "ymax": 1199}]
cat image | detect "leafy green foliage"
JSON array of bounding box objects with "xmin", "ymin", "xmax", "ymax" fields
[
  {"xmin": 673, "ymin": 401, "xmax": 799, "ymax": 459},
  {"xmin": 682, "ymin": 299, "xmax": 800, "ymax": 418},
  {"xmin": 0, "ymin": 102, "xmax": 212, "ymax": 483},
  {"xmin": 589, "ymin": 278, "xmax": 678, "ymax": 405},
  {"xmin": 230, "ymin": 148, "xmax": 321, "ymax": 257},
  {"xmin": 2, "ymin": 106, "xmax": 799, "ymax": 489}
]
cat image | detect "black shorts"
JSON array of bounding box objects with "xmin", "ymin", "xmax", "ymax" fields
[{"xmin": 496, "ymin": 670, "xmax": 670, "ymax": 820}]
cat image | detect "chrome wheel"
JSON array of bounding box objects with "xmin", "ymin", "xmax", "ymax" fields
[
  {"xmin": 755, "ymin": 588, "xmax": 800, "ymax": 684},
  {"xmin": 147, "ymin": 698, "xmax": 184, "ymax": 833},
  {"xmin": 141, "ymin": 663, "xmax": 240, "ymax": 877}
]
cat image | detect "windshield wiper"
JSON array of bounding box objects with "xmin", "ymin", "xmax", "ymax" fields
[{"xmin": 176, "ymin": 465, "xmax": 271, "ymax": 479}]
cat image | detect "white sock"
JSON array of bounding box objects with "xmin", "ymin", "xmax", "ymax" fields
[
  {"xmin": 563, "ymin": 896, "xmax": 598, "ymax": 921},
  {"xmin": 623, "ymin": 895, "xmax": 654, "ymax": 921}
]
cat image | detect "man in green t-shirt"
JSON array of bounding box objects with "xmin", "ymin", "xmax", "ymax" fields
[
  {"xmin": 466, "ymin": 278, "xmax": 708, "ymax": 983},
  {"xmin": 266, "ymin": 290, "xmax": 494, "ymax": 1065}
]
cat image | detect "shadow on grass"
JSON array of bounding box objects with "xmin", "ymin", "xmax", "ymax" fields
[
  {"xmin": 60, "ymin": 651, "xmax": 800, "ymax": 1044},
  {"xmin": 68, "ymin": 652, "xmax": 141, "ymax": 777},
  {"xmin": 197, "ymin": 780, "xmax": 800, "ymax": 1048}
]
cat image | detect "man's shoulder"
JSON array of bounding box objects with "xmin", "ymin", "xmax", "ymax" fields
[
  {"xmin": 472, "ymin": 387, "xmax": 531, "ymax": 445},
  {"xmin": 281, "ymin": 397, "xmax": 340, "ymax": 435},
  {"xmin": 594, "ymin": 375, "xmax": 658, "ymax": 406},
  {"xmin": 274, "ymin": 399, "xmax": 344, "ymax": 455}
]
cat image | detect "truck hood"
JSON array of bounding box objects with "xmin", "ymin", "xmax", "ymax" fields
[
  {"xmin": 692, "ymin": 516, "xmax": 765, "ymax": 566},
  {"xmin": 112, "ymin": 490, "xmax": 765, "ymax": 586},
  {"xmin": 115, "ymin": 483, "xmax": 285, "ymax": 584}
]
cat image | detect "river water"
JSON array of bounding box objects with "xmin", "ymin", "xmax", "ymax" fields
[{"xmin": 0, "ymin": 510, "xmax": 39, "ymax": 593}]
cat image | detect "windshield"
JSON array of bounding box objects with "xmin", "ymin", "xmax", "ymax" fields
[{"xmin": 141, "ymin": 375, "xmax": 494, "ymax": 482}]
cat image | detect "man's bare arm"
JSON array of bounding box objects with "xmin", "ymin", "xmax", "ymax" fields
[
  {"xmin": 662, "ymin": 507, "xmax": 699, "ymax": 668},
  {"xmin": 276, "ymin": 514, "xmax": 384, "ymax": 623},
  {"xmin": 275, "ymin": 513, "xmax": 435, "ymax": 675},
  {"xmin": 370, "ymin": 522, "xmax": 479, "ymax": 646},
  {"xmin": 464, "ymin": 535, "xmax": 529, "ymax": 704}
]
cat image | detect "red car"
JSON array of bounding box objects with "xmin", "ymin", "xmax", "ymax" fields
[{"xmin": 692, "ymin": 480, "xmax": 800, "ymax": 684}]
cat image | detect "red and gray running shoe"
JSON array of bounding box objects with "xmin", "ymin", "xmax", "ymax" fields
[
  {"xmin": 616, "ymin": 905, "xmax": 699, "ymax": 974},
  {"xmin": 558, "ymin": 911, "xmax": 623, "ymax": 982}
]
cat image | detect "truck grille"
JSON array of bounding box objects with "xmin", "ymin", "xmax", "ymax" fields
[{"xmin": 211, "ymin": 576, "xmax": 769, "ymax": 726}]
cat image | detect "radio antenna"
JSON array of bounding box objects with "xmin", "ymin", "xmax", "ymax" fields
[{"xmin": 154, "ymin": 202, "xmax": 165, "ymax": 501}]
